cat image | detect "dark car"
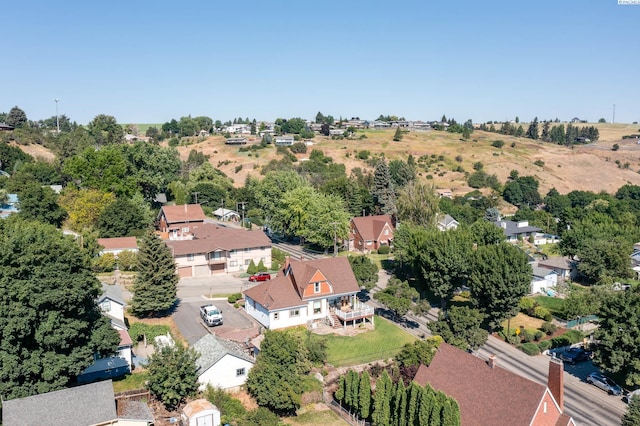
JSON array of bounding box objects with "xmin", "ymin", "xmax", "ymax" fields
[
  {"xmin": 558, "ymin": 347, "xmax": 592, "ymax": 364},
  {"xmin": 249, "ymin": 272, "xmax": 271, "ymax": 282},
  {"xmin": 586, "ymin": 372, "xmax": 623, "ymax": 395}
]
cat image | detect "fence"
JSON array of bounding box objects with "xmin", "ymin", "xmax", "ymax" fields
[
  {"xmin": 566, "ymin": 315, "xmax": 598, "ymax": 329},
  {"xmin": 324, "ymin": 394, "xmax": 370, "ymax": 426}
]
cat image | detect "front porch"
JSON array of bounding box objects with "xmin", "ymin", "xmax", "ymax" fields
[{"xmin": 328, "ymin": 299, "xmax": 375, "ymax": 330}]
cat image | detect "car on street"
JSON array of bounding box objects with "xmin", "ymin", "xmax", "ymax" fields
[
  {"xmin": 249, "ymin": 272, "xmax": 271, "ymax": 282},
  {"xmin": 558, "ymin": 346, "xmax": 592, "ymax": 364},
  {"xmin": 586, "ymin": 372, "xmax": 623, "ymax": 395}
]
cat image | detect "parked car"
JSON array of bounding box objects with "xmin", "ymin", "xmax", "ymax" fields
[
  {"xmin": 249, "ymin": 272, "xmax": 271, "ymax": 282},
  {"xmin": 586, "ymin": 372, "xmax": 623, "ymax": 395},
  {"xmin": 623, "ymin": 389, "xmax": 640, "ymax": 404},
  {"xmin": 558, "ymin": 346, "xmax": 592, "ymax": 364}
]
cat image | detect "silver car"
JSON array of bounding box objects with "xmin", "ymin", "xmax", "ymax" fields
[{"xmin": 586, "ymin": 372, "xmax": 622, "ymax": 395}]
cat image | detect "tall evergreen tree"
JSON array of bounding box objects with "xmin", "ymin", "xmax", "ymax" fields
[
  {"xmin": 526, "ymin": 117, "xmax": 539, "ymax": 140},
  {"xmin": 394, "ymin": 380, "xmax": 407, "ymax": 426},
  {"xmin": 622, "ymin": 395, "xmax": 640, "ymax": 426},
  {"xmin": 418, "ymin": 385, "xmax": 435, "ymax": 425},
  {"xmin": 359, "ymin": 371, "xmax": 372, "ymax": 420},
  {"xmin": 372, "ymin": 370, "xmax": 392, "ymax": 426},
  {"xmin": 6, "ymin": 106, "xmax": 28, "ymax": 128},
  {"xmin": 372, "ymin": 159, "xmax": 396, "ymax": 216},
  {"xmin": 349, "ymin": 370, "xmax": 360, "ymax": 414},
  {"xmin": 406, "ymin": 382, "xmax": 422, "ymax": 426},
  {"xmin": 131, "ymin": 232, "xmax": 178, "ymax": 316}
]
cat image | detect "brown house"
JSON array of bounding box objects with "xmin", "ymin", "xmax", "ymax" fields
[
  {"xmin": 349, "ymin": 214, "xmax": 394, "ymax": 252},
  {"xmin": 156, "ymin": 204, "xmax": 206, "ymax": 238},
  {"xmin": 413, "ymin": 343, "xmax": 575, "ymax": 426}
]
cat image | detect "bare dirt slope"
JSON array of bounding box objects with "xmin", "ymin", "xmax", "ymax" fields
[{"xmin": 177, "ymin": 124, "xmax": 640, "ymax": 195}]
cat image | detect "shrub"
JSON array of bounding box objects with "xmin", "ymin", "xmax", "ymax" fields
[
  {"xmin": 246, "ymin": 259, "xmax": 257, "ymax": 274},
  {"xmin": 538, "ymin": 340, "xmax": 552, "ymax": 352},
  {"xmin": 520, "ymin": 329, "xmax": 535, "ymax": 343},
  {"xmin": 541, "ymin": 322, "xmax": 557, "ymax": 335},
  {"xmin": 534, "ymin": 330, "xmax": 544, "ymax": 341},
  {"xmin": 533, "ymin": 306, "xmax": 552, "ymax": 322},
  {"xmin": 356, "ymin": 150, "xmax": 371, "ymax": 160},
  {"xmin": 228, "ymin": 293, "xmax": 242, "ymax": 304},
  {"xmin": 612, "ymin": 143, "xmax": 620, "ymax": 151},
  {"xmin": 257, "ymin": 259, "xmax": 267, "ymax": 272},
  {"xmin": 519, "ymin": 297, "xmax": 536, "ymax": 314},
  {"xmin": 92, "ymin": 253, "xmax": 116, "ymax": 272},
  {"xmin": 377, "ymin": 245, "xmax": 391, "ymax": 255},
  {"xmin": 564, "ymin": 329, "xmax": 584, "ymax": 344},
  {"xmin": 534, "ymin": 159, "xmax": 545, "ymax": 167},
  {"xmin": 491, "ymin": 140, "xmax": 505, "ymax": 148},
  {"xmin": 455, "ymin": 155, "xmax": 463, "ymax": 162},
  {"xmin": 550, "ymin": 335, "xmax": 572, "ymax": 348},
  {"xmin": 517, "ymin": 343, "xmax": 541, "ymax": 356},
  {"xmin": 510, "ymin": 142, "xmax": 516, "ymax": 148},
  {"xmin": 290, "ymin": 142, "xmax": 307, "ymax": 154}
]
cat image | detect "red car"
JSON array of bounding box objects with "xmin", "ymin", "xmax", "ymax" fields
[{"xmin": 249, "ymin": 272, "xmax": 271, "ymax": 282}]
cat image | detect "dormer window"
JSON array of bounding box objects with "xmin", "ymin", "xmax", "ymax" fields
[{"xmin": 314, "ymin": 282, "xmax": 321, "ymax": 293}]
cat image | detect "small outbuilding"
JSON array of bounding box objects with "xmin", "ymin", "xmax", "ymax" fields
[{"xmin": 182, "ymin": 399, "xmax": 221, "ymax": 426}]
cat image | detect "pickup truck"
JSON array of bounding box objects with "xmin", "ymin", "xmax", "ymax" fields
[{"xmin": 200, "ymin": 304, "xmax": 223, "ymax": 327}]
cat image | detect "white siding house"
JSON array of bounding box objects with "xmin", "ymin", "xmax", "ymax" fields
[{"xmin": 193, "ymin": 334, "xmax": 255, "ymax": 392}]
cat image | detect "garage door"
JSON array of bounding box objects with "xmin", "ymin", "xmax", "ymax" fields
[
  {"xmin": 177, "ymin": 266, "xmax": 192, "ymax": 278},
  {"xmin": 194, "ymin": 265, "xmax": 210, "ymax": 277},
  {"xmin": 210, "ymin": 263, "xmax": 225, "ymax": 274}
]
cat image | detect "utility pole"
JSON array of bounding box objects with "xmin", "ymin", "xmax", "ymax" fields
[
  {"xmin": 330, "ymin": 222, "xmax": 339, "ymax": 256},
  {"xmin": 237, "ymin": 201, "xmax": 247, "ymax": 229},
  {"xmin": 53, "ymin": 98, "xmax": 60, "ymax": 134},
  {"xmin": 192, "ymin": 192, "xmax": 199, "ymax": 204}
]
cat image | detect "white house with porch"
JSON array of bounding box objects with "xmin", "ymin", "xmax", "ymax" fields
[{"xmin": 243, "ymin": 257, "xmax": 374, "ymax": 330}]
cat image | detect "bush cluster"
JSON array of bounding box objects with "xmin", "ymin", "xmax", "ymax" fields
[{"xmin": 228, "ymin": 293, "xmax": 243, "ymax": 304}]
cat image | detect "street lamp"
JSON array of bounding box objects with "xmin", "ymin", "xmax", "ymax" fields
[{"xmin": 53, "ymin": 98, "xmax": 60, "ymax": 134}]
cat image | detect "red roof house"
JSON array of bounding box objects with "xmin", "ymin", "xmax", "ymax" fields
[
  {"xmin": 156, "ymin": 204, "xmax": 207, "ymax": 238},
  {"xmin": 413, "ymin": 343, "xmax": 575, "ymax": 426},
  {"xmin": 349, "ymin": 214, "xmax": 394, "ymax": 252},
  {"xmin": 243, "ymin": 257, "xmax": 373, "ymax": 330}
]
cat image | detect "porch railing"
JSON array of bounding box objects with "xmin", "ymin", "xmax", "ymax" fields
[{"xmin": 335, "ymin": 305, "xmax": 375, "ymax": 321}]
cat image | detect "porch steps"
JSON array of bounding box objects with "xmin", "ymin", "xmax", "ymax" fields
[{"xmin": 330, "ymin": 312, "xmax": 342, "ymax": 329}]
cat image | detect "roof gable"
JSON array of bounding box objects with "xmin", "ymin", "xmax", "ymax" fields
[
  {"xmin": 165, "ymin": 224, "xmax": 271, "ymax": 256},
  {"xmin": 194, "ymin": 334, "xmax": 254, "ymax": 372},
  {"xmin": 160, "ymin": 204, "xmax": 206, "ymax": 224},
  {"xmin": 351, "ymin": 215, "xmax": 393, "ymax": 241},
  {"xmin": 413, "ymin": 343, "xmax": 548, "ymax": 426}
]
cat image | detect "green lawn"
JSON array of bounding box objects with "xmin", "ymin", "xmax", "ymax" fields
[
  {"xmin": 285, "ymin": 409, "xmax": 347, "ymax": 425},
  {"xmin": 315, "ymin": 316, "xmax": 416, "ymax": 367},
  {"xmin": 533, "ymin": 295, "xmax": 565, "ymax": 317},
  {"xmin": 112, "ymin": 371, "xmax": 149, "ymax": 393}
]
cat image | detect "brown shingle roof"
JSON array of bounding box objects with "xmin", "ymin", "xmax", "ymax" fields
[
  {"xmin": 243, "ymin": 257, "xmax": 360, "ymax": 311},
  {"xmin": 97, "ymin": 237, "xmax": 138, "ymax": 250},
  {"xmin": 165, "ymin": 224, "xmax": 271, "ymax": 256},
  {"xmin": 351, "ymin": 215, "xmax": 393, "ymax": 241},
  {"xmin": 413, "ymin": 343, "xmax": 547, "ymax": 426},
  {"xmin": 160, "ymin": 204, "xmax": 206, "ymax": 224}
]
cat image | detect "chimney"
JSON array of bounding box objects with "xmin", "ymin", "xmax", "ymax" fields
[
  {"xmin": 487, "ymin": 354, "xmax": 497, "ymax": 369},
  {"xmin": 548, "ymin": 357, "xmax": 564, "ymax": 411},
  {"xmin": 283, "ymin": 256, "xmax": 291, "ymax": 274}
]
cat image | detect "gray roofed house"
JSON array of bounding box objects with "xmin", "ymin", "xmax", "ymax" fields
[
  {"xmin": 436, "ymin": 213, "xmax": 459, "ymax": 231},
  {"xmin": 493, "ymin": 220, "xmax": 542, "ymax": 242},
  {"xmin": 193, "ymin": 334, "xmax": 255, "ymax": 391},
  {"xmin": 2, "ymin": 380, "xmax": 117, "ymax": 426}
]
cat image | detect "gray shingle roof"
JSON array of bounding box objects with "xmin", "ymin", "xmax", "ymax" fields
[
  {"xmin": 2, "ymin": 380, "xmax": 117, "ymax": 426},
  {"xmin": 494, "ymin": 220, "xmax": 542, "ymax": 237},
  {"xmin": 193, "ymin": 334, "xmax": 254, "ymax": 373}
]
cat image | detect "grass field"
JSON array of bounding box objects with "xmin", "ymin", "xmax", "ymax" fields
[
  {"xmin": 315, "ymin": 316, "xmax": 416, "ymax": 367},
  {"xmin": 533, "ymin": 295, "xmax": 565, "ymax": 317},
  {"xmin": 112, "ymin": 371, "xmax": 149, "ymax": 393},
  {"xmin": 284, "ymin": 408, "xmax": 347, "ymax": 425},
  {"xmin": 502, "ymin": 312, "xmax": 544, "ymax": 331}
]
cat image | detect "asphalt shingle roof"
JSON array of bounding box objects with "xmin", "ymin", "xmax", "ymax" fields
[
  {"xmin": 193, "ymin": 334, "xmax": 254, "ymax": 373},
  {"xmin": 2, "ymin": 380, "xmax": 117, "ymax": 426}
]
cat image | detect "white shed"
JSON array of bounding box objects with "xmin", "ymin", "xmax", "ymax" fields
[{"xmin": 182, "ymin": 399, "xmax": 221, "ymax": 426}]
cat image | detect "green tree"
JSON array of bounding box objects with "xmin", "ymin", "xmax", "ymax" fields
[
  {"xmin": 130, "ymin": 232, "xmax": 178, "ymax": 316},
  {"xmin": 372, "ymin": 158, "xmax": 396, "ymax": 216},
  {"xmin": 469, "ymin": 219, "xmax": 504, "ymax": 245},
  {"xmin": 246, "ymin": 329, "xmax": 311, "ymax": 414},
  {"xmin": 622, "ymin": 395, "xmax": 640, "ymax": 426},
  {"xmin": 417, "ymin": 385, "xmax": 433, "ymax": 425},
  {"xmin": 97, "ymin": 198, "xmax": 150, "ymax": 237},
  {"xmin": 17, "ymin": 183, "xmax": 67, "ymax": 227},
  {"xmin": 372, "ymin": 370, "xmax": 392, "ymax": 426},
  {"xmin": 576, "ymin": 237, "xmax": 633, "ymax": 283},
  {"xmin": 0, "ymin": 219, "xmax": 119, "ymax": 400},
  {"xmin": 396, "ymin": 181, "xmax": 440, "ymax": 226},
  {"xmin": 427, "ymin": 306, "xmax": 488, "ymax": 351},
  {"xmin": 526, "ymin": 117, "xmax": 539, "ymax": 140},
  {"xmin": 146, "ymin": 343, "xmax": 199, "ymax": 410},
  {"xmin": 393, "ymin": 127, "xmax": 403, "ymax": 141},
  {"xmin": 373, "ymin": 277, "xmax": 419, "ymax": 317},
  {"xmin": 87, "ymin": 114, "xmax": 124, "ymax": 145},
  {"xmin": 348, "ymin": 255, "xmax": 379, "ymax": 290},
  {"xmin": 6, "ymin": 106, "xmax": 28, "ymax": 128},
  {"xmin": 392, "ymin": 379, "xmax": 407, "ymax": 426},
  {"xmin": 593, "ymin": 289, "xmax": 640, "ymax": 386},
  {"xmin": 406, "ymin": 382, "xmax": 422, "ymax": 426},
  {"xmin": 470, "ymin": 243, "xmax": 532, "ymax": 329},
  {"xmin": 359, "ymin": 371, "xmax": 372, "ymax": 420},
  {"xmin": 116, "ymin": 250, "xmax": 138, "ymax": 271},
  {"xmin": 57, "ymin": 187, "xmax": 116, "ymax": 232}
]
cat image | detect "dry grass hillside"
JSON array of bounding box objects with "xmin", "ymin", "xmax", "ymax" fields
[{"xmin": 177, "ymin": 123, "xmax": 640, "ymax": 195}]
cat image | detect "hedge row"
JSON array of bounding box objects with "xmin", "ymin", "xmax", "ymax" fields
[{"xmin": 518, "ymin": 329, "xmax": 585, "ymax": 356}]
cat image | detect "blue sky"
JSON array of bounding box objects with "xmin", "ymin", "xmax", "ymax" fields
[{"xmin": 1, "ymin": 0, "xmax": 638, "ymax": 125}]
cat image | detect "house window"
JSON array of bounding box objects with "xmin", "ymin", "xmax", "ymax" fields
[
  {"xmin": 230, "ymin": 260, "xmax": 238, "ymax": 267},
  {"xmin": 314, "ymin": 282, "xmax": 321, "ymax": 293},
  {"xmin": 236, "ymin": 368, "xmax": 246, "ymax": 377},
  {"xmin": 384, "ymin": 229, "xmax": 389, "ymax": 235},
  {"xmin": 99, "ymin": 300, "xmax": 111, "ymax": 312},
  {"xmin": 313, "ymin": 300, "xmax": 321, "ymax": 314},
  {"xmin": 230, "ymin": 249, "xmax": 236, "ymax": 255},
  {"xmin": 182, "ymin": 227, "xmax": 189, "ymax": 233},
  {"xmin": 210, "ymin": 252, "xmax": 221, "ymax": 260},
  {"xmin": 244, "ymin": 248, "xmax": 250, "ymax": 253},
  {"xmin": 366, "ymin": 241, "xmax": 372, "ymax": 246},
  {"xmin": 245, "ymin": 259, "xmax": 251, "ymax": 266},
  {"xmin": 290, "ymin": 309, "xmax": 300, "ymax": 318},
  {"xmin": 187, "ymin": 254, "xmax": 194, "ymax": 261},
  {"xmin": 273, "ymin": 312, "xmax": 279, "ymax": 320}
]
